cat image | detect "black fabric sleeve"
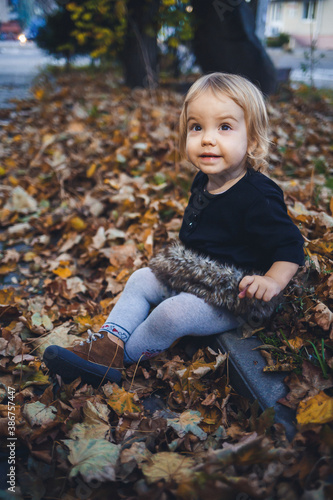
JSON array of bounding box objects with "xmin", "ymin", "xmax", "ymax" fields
[{"xmin": 244, "ymin": 191, "xmax": 305, "ymax": 267}]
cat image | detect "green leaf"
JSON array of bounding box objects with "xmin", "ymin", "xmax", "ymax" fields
[
  {"xmin": 31, "ymin": 313, "xmax": 53, "ymax": 331},
  {"xmin": 167, "ymin": 410, "xmax": 207, "ymax": 440},
  {"xmin": 64, "ymin": 439, "xmax": 120, "ymax": 482},
  {"xmin": 22, "ymin": 401, "xmax": 57, "ymax": 427}
]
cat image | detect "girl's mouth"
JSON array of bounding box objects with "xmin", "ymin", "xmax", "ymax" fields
[{"xmin": 199, "ymin": 154, "xmax": 221, "ymax": 159}]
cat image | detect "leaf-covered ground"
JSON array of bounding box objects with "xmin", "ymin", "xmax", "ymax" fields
[{"xmin": 0, "ymin": 72, "xmax": 333, "ymax": 499}]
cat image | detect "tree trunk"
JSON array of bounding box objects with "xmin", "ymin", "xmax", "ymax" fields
[
  {"xmin": 122, "ymin": 0, "xmax": 161, "ymax": 89},
  {"xmin": 191, "ymin": 0, "xmax": 277, "ymax": 95}
]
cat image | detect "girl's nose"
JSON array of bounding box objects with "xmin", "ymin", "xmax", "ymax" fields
[{"xmin": 201, "ymin": 132, "xmax": 216, "ymax": 146}]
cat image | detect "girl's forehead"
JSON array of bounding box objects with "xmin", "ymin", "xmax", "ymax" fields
[{"xmin": 187, "ymin": 89, "xmax": 245, "ymax": 116}]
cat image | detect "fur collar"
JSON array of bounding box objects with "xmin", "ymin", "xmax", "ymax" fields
[{"xmin": 149, "ymin": 242, "xmax": 282, "ymax": 324}]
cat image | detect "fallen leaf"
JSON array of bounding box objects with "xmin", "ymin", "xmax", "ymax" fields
[
  {"xmin": 107, "ymin": 385, "xmax": 142, "ymax": 416},
  {"xmin": 313, "ymin": 302, "xmax": 333, "ymax": 331},
  {"xmin": 141, "ymin": 451, "xmax": 195, "ymax": 484},
  {"xmin": 52, "ymin": 267, "xmax": 72, "ymax": 279},
  {"xmin": 167, "ymin": 409, "xmax": 207, "ymax": 440},
  {"xmin": 63, "ymin": 439, "xmax": 120, "ymax": 481},
  {"xmin": 22, "ymin": 401, "xmax": 57, "ymax": 426},
  {"xmin": 297, "ymin": 391, "xmax": 333, "ymax": 425},
  {"xmin": 33, "ymin": 322, "xmax": 78, "ymax": 356},
  {"xmin": 4, "ymin": 186, "xmax": 38, "ymax": 214},
  {"xmin": 69, "ymin": 399, "xmax": 110, "ymax": 440}
]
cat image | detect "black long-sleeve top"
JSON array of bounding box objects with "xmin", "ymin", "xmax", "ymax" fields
[{"xmin": 179, "ymin": 168, "xmax": 305, "ymax": 273}]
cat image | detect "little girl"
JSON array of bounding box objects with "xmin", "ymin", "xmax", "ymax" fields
[{"xmin": 44, "ymin": 73, "xmax": 304, "ymax": 386}]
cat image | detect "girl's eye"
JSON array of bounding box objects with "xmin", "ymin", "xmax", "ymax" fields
[
  {"xmin": 193, "ymin": 124, "xmax": 201, "ymax": 131},
  {"xmin": 220, "ymin": 124, "xmax": 231, "ymax": 131}
]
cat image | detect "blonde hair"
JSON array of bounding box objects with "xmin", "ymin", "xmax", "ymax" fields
[{"xmin": 179, "ymin": 72, "xmax": 270, "ymax": 172}]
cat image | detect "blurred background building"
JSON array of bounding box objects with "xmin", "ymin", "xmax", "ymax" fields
[
  {"xmin": 266, "ymin": 0, "xmax": 333, "ymax": 49},
  {"xmin": 1, "ymin": 0, "xmax": 332, "ymax": 48}
]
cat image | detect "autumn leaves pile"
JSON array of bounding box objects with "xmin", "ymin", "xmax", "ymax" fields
[{"xmin": 0, "ymin": 73, "xmax": 332, "ymax": 498}]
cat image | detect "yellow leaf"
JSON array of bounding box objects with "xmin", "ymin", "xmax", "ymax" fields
[
  {"xmin": 87, "ymin": 163, "xmax": 97, "ymax": 178},
  {"xmin": 74, "ymin": 315, "xmax": 94, "ymax": 331},
  {"xmin": 285, "ymin": 336, "xmax": 304, "ymax": 351},
  {"xmin": 23, "ymin": 251, "xmax": 37, "ymax": 262},
  {"xmin": 5, "ymin": 158, "xmax": 16, "ymax": 169},
  {"xmin": 52, "ymin": 267, "xmax": 72, "ymax": 279},
  {"xmin": 100, "ymin": 298, "xmax": 115, "ymax": 312},
  {"xmin": 74, "ymin": 315, "xmax": 106, "ymax": 332},
  {"xmin": 0, "ymin": 262, "xmax": 16, "ymax": 275},
  {"xmin": 330, "ymin": 196, "xmax": 333, "ymax": 216},
  {"xmin": 70, "ymin": 217, "xmax": 87, "ymax": 231},
  {"xmin": 107, "ymin": 385, "xmax": 141, "ymax": 416},
  {"xmin": 0, "ymin": 289, "xmax": 16, "ymax": 305},
  {"xmin": 195, "ymin": 404, "xmax": 222, "ymax": 431},
  {"xmin": 297, "ymin": 391, "xmax": 333, "ymax": 425},
  {"xmin": 0, "ymin": 166, "xmax": 6, "ymax": 176},
  {"xmin": 34, "ymin": 88, "xmax": 45, "ymax": 100},
  {"xmin": 308, "ymin": 238, "xmax": 333, "ymax": 256},
  {"xmin": 8, "ymin": 176, "xmax": 19, "ymax": 186},
  {"xmin": 141, "ymin": 452, "xmax": 195, "ymax": 484},
  {"xmin": 116, "ymin": 269, "xmax": 130, "ymax": 282}
]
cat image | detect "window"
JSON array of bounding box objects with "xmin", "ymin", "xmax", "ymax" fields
[
  {"xmin": 272, "ymin": 2, "xmax": 282, "ymax": 21},
  {"xmin": 303, "ymin": 1, "xmax": 318, "ymax": 20}
]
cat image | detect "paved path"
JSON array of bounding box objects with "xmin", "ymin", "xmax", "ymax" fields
[
  {"xmin": 0, "ymin": 41, "xmax": 332, "ymax": 111},
  {"xmin": 0, "ymin": 41, "xmax": 51, "ymax": 109},
  {"xmin": 267, "ymin": 47, "xmax": 333, "ymax": 88}
]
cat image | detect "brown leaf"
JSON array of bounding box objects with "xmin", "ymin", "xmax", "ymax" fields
[
  {"xmin": 313, "ymin": 302, "xmax": 333, "ymax": 331},
  {"xmin": 278, "ymin": 361, "xmax": 333, "ymax": 409}
]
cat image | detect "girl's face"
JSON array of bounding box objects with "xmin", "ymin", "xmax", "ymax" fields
[{"xmin": 186, "ymin": 89, "xmax": 252, "ymax": 190}]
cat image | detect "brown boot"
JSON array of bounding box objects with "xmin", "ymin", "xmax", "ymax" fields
[
  {"xmin": 43, "ymin": 330, "xmax": 124, "ymax": 386},
  {"xmin": 68, "ymin": 330, "xmax": 124, "ymax": 368}
]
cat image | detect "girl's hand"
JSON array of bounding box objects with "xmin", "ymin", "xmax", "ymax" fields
[{"xmin": 238, "ymin": 275, "xmax": 281, "ymax": 302}]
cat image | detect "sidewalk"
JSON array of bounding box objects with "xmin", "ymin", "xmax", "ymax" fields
[{"xmin": 267, "ymin": 47, "xmax": 333, "ymax": 88}]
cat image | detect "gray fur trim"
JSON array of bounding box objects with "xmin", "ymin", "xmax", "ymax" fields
[{"xmin": 149, "ymin": 242, "xmax": 282, "ymax": 320}]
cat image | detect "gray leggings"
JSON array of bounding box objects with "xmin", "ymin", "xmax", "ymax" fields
[{"xmin": 101, "ymin": 267, "xmax": 239, "ymax": 363}]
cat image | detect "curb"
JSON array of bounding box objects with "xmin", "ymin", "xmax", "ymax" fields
[{"xmin": 212, "ymin": 329, "xmax": 297, "ymax": 441}]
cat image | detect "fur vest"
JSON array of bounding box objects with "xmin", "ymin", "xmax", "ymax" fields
[{"xmin": 149, "ymin": 242, "xmax": 282, "ymax": 322}]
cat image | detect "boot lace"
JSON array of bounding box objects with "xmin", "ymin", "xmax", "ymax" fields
[{"xmin": 79, "ymin": 329, "xmax": 103, "ymax": 346}]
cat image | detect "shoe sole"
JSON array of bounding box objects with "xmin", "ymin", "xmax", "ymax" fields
[{"xmin": 43, "ymin": 345, "xmax": 122, "ymax": 386}]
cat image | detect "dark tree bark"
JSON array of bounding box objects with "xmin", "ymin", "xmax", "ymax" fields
[
  {"xmin": 122, "ymin": 0, "xmax": 161, "ymax": 89},
  {"xmin": 191, "ymin": 0, "xmax": 277, "ymax": 95}
]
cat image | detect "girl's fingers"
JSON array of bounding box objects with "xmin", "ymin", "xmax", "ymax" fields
[
  {"xmin": 239, "ymin": 275, "xmax": 255, "ymax": 291},
  {"xmin": 238, "ymin": 287, "xmax": 248, "ymax": 298},
  {"xmin": 239, "ymin": 276, "xmax": 256, "ymax": 299},
  {"xmin": 246, "ymin": 282, "xmax": 259, "ymax": 298},
  {"xmin": 255, "ymin": 289, "xmax": 265, "ymax": 300}
]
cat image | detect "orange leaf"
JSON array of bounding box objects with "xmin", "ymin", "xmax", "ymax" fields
[
  {"xmin": 107, "ymin": 385, "xmax": 141, "ymax": 416},
  {"xmin": 52, "ymin": 267, "xmax": 72, "ymax": 279},
  {"xmin": 285, "ymin": 336, "xmax": 305, "ymax": 351}
]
